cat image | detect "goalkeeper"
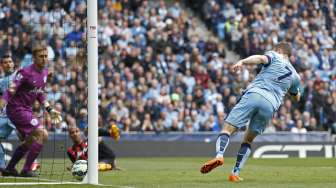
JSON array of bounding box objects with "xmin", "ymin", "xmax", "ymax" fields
[
  {"xmin": 2, "ymin": 45, "xmax": 62, "ymax": 177},
  {"xmin": 67, "ymin": 120, "xmax": 121, "ymax": 171}
]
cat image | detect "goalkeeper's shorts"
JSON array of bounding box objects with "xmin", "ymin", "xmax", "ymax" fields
[{"xmin": 6, "ymin": 107, "xmax": 41, "ymax": 139}]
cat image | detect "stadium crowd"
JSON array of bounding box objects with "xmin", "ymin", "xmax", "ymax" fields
[{"xmin": 0, "ymin": 0, "xmax": 335, "ymax": 134}]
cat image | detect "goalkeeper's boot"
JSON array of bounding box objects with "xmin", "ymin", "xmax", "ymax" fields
[
  {"xmin": 200, "ymin": 157, "xmax": 224, "ymax": 174},
  {"xmin": 228, "ymin": 174, "xmax": 243, "ymax": 182},
  {"xmin": 2, "ymin": 168, "xmax": 19, "ymax": 177},
  {"xmin": 98, "ymin": 163, "xmax": 112, "ymax": 171},
  {"xmin": 20, "ymin": 170, "xmax": 38, "ymax": 177},
  {"xmin": 30, "ymin": 162, "xmax": 40, "ymax": 171}
]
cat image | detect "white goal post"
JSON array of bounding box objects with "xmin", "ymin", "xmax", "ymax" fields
[{"xmin": 87, "ymin": 0, "xmax": 99, "ymax": 185}]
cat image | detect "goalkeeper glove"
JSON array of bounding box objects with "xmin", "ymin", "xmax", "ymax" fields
[
  {"xmin": 109, "ymin": 124, "xmax": 120, "ymax": 141},
  {"xmin": 46, "ymin": 106, "xmax": 62, "ymax": 124}
]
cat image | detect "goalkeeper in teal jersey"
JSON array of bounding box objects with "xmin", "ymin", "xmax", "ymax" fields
[
  {"xmin": 200, "ymin": 42, "xmax": 301, "ymax": 182},
  {"xmin": 0, "ymin": 54, "xmax": 16, "ymax": 170}
]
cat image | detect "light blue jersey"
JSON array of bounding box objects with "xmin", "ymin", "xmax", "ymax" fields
[
  {"xmin": 245, "ymin": 51, "xmax": 301, "ymax": 110},
  {"xmin": 225, "ymin": 50, "xmax": 301, "ymax": 135},
  {"xmin": 0, "ymin": 72, "xmax": 15, "ymax": 115},
  {"xmin": 0, "ymin": 72, "xmax": 15, "ymax": 92}
]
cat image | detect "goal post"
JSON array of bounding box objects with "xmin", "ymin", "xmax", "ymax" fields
[{"xmin": 87, "ymin": 0, "xmax": 99, "ymax": 185}]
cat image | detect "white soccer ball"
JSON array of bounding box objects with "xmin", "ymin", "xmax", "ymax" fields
[{"xmin": 71, "ymin": 160, "xmax": 88, "ymax": 181}]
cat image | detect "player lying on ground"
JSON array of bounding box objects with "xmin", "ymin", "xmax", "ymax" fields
[
  {"xmin": 2, "ymin": 45, "xmax": 62, "ymax": 177},
  {"xmin": 67, "ymin": 120, "xmax": 122, "ymax": 171},
  {"xmin": 200, "ymin": 42, "xmax": 301, "ymax": 182}
]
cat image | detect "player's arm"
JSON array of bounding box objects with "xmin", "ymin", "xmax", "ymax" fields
[
  {"xmin": 98, "ymin": 124, "xmax": 120, "ymax": 141},
  {"xmin": 8, "ymin": 70, "xmax": 25, "ymax": 95},
  {"xmin": 232, "ymin": 55, "xmax": 269, "ymax": 72},
  {"xmin": 288, "ymin": 88, "xmax": 301, "ymax": 102},
  {"xmin": 288, "ymin": 75, "xmax": 301, "ymax": 102},
  {"xmin": 293, "ymin": 91, "xmax": 301, "ymax": 102},
  {"xmin": 98, "ymin": 128, "xmax": 111, "ymax": 137},
  {"xmin": 44, "ymin": 101, "xmax": 62, "ymax": 124},
  {"xmin": 67, "ymin": 148, "xmax": 77, "ymax": 163}
]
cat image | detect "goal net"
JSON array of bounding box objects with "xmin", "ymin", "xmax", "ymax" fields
[{"xmin": 0, "ymin": 0, "xmax": 98, "ymax": 185}]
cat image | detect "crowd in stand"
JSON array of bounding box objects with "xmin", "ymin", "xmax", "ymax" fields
[{"xmin": 0, "ymin": 0, "xmax": 335, "ymax": 134}]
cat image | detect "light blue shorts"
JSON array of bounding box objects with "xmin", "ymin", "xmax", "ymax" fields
[
  {"xmin": 225, "ymin": 92, "xmax": 274, "ymax": 135},
  {"xmin": 0, "ymin": 116, "xmax": 15, "ymax": 139}
]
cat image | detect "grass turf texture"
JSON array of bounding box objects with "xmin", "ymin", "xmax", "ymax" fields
[{"xmin": 0, "ymin": 157, "xmax": 335, "ymax": 188}]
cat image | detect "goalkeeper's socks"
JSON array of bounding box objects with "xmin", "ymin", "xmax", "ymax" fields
[
  {"xmin": 232, "ymin": 143, "xmax": 251, "ymax": 176},
  {"xmin": 6, "ymin": 143, "xmax": 29, "ymax": 170},
  {"xmin": 22, "ymin": 141, "xmax": 43, "ymax": 173},
  {"xmin": 215, "ymin": 133, "xmax": 230, "ymax": 158}
]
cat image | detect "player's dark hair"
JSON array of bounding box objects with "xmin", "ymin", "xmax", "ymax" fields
[
  {"xmin": 1, "ymin": 53, "xmax": 11, "ymax": 63},
  {"xmin": 274, "ymin": 42, "xmax": 292, "ymax": 57}
]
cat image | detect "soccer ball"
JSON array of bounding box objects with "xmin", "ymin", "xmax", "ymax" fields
[{"xmin": 71, "ymin": 160, "xmax": 88, "ymax": 181}]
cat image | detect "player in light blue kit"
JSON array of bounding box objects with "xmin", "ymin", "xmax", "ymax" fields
[
  {"xmin": 200, "ymin": 42, "xmax": 301, "ymax": 182},
  {"xmin": 0, "ymin": 54, "xmax": 16, "ymax": 170}
]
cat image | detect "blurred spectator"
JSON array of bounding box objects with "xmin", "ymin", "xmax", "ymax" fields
[{"xmin": 291, "ymin": 120, "xmax": 308, "ymax": 134}]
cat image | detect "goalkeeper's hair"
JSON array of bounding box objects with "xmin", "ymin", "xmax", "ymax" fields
[
  {"xmin": 274, "ymin": 42, "xmax": 292, "ymax": 57},
  {"xmin": 32, "ymin": 44, "xmax": 48, "ymax": 56}
]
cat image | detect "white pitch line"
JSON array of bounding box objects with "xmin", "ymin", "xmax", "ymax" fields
[
  {"xmin": 0, "ymin": 182, "xmax": 82, "ymax": 186},
  {"xmin": 0, "ymin": 179, "xmax": 136, "ymax": 188},
  {"xmin": 0, "ymin": 182, "xmax": 136, "ymax": 188},
  {"xmin": 0, "ymin": 177, "xmax": 136, "ymax": 188},
  {"xmin": 1, "ymin": 176, "xmax": 58, "ymax": 182}
]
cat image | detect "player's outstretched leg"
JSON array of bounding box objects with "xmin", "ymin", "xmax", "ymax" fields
[
  {"xmin": 228, "ymin": 143, "xmax": 251, "ymax": 182},
  {"xmin": 229, "ymin": 130, "xmax": 256, "ymax": 182},
  {"xmin": 201, "ymin": 123, "xmax": 237, "ymax": 174}
]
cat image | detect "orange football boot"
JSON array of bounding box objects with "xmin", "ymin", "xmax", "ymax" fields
[
  {"xmin": 228, "ymin": 174, "xmax": 243, "ymax": 182},
  {"xmin": 200, "ymin": 158, "xmax": 224, "ymax": 174}
]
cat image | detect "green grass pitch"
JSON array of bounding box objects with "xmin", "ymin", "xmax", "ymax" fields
[{"xmin": 0, "ymin": 157, "xmax": 335, "ymax": 188}]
